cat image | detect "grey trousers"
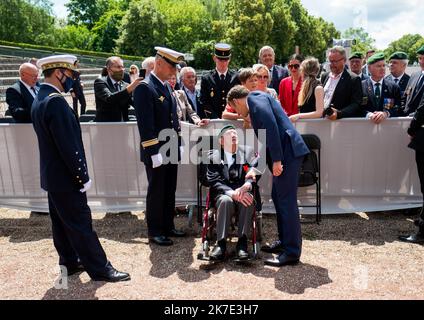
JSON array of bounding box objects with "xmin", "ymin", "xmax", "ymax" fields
[{"xmin": 215, "ymin": 195, "xmax": 254, "ymax": 241}]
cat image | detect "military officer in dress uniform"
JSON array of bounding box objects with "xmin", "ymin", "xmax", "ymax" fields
[
  {"xmin": 200, "ymin": 43, "xmax": 240, "ymax": 119},
  {"xmin": 348, "ymin": 52, "xmax": 369, "ymax": 81},
  {"xmin": 133, "ymin": 47, "xmax": 186, "ymax": 246},
  {"xmin": 31, "ymin": 55, "xmax": 130, "ymax": 282},
  {"xmin": 360, "ymin": 52, "xmax": 402, "ymax": 123},
  {"xmin": 402, "ymin": 46, "xmax": 424, "ymax": 116},
  {"xmin": 385, "ymin": 51, "xmax": 410, "ymax": 97}
]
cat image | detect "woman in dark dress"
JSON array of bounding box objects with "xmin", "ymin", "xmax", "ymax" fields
[{"xmin": 289, "ymin": 57, "xmax": 324, "ymax": 122}]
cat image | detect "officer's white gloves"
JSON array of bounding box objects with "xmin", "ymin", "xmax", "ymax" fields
[
  {"xmin": 79, "ymin": 179, "xmax": 92, "ymax": 193},
  {"xmin": 151, "ymin": 153, "xmax": 163, "ymax": 168}
]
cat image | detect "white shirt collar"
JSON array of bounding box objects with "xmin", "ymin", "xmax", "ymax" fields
[
  {"xmin": 371, "ymin": 78, "xmax": 383, "ymax": 86},
  {"xmin": 20, "ymin": 80, "xmax": 36, "ymax": 97},
  {"xmin": 150, "ymin": 71, "xmax": 165, "ymax": 86},
  {"xmin": 329, "ymin": 72, "xmax": 342, "ymax": 80},
  {"xmin": 216, "ymin": 69, "xmax": 228, "ymax": 78},
  {"xmin": 42, "ymin": 82, "xmax": 62, "ymax": 93},
  {"xmin": 224, "ymin": 150, "xmax": 236, "ymax": 166}
]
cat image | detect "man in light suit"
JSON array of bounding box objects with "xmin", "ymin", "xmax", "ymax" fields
[
  {"xmin": 402, "ymin": 46, "xmax": 424, "ymax": 116},
  {"xmin": 258, "ymin": 46, "xmax": 289, "ymax": 95},
  {"xmin": 228, "ymin": 86, "xmax": 309, "ymax": 267},
  {"xmin": 6, "ymin": 62, "xmax": 40, "ymax": 123}
]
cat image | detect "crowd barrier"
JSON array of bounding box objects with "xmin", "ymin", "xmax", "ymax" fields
[{"xmin": 0, "ymin": 118, "xmax": 421, "ymax": 214}]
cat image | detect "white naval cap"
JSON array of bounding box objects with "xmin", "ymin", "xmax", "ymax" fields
[
  {"xmin": 36, "ymin": 54, "xmax": 79, "ymax": 72},
  {"xmin": 154, "ymin": 47, "xmax": 185, "ymax": 66}
]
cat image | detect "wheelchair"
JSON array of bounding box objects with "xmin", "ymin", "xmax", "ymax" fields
[{"xmin": 195, "ymin": 136, "xmax": 263, "ymax": 263}]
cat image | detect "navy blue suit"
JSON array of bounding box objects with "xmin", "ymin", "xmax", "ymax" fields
[
  {"xmin": 31, "ymin": 84, "xmax": 113, "ymax": 278},
  {"xmin": 6, "ymin": 81, "xmax": 39, "ymax": 123},
  {"xmin": 133, "ymin": 73, "xmax": 181, "ymax": 237},
  {"xmin": 360, "ymin": 78, "xmax": 402, "ymax": 117},
  {"xmin": 269, "ymin": 65, "xmax": 289, "ymax": 95},
  {"xmin": 385, "ymin": 73, "xmax": 410, "ymax": 98},
  {"xmin": 247, "ymin": 91, "xmax": 309, "ymax": 258}
]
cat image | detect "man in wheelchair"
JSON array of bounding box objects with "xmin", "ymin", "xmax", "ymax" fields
[{"xmin": 206, "ymin": 124, "xmax": 261, "ymax": 261}]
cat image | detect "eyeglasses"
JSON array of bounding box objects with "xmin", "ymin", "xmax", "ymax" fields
[
  {"xmin": 329, "ymin": 58, "xmax": 345, "ymax": 64},
  {"xmin": 257, "ymin": 75, "xmax": 269, "ymax": 80},
  {"xmin": 288, "ymin": 64, "xmax": 300, "ymax": 69}
]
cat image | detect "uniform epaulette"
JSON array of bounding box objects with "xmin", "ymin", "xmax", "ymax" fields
[{"xmin": 48, "ymin": 92, "xmax": 62, "ymax": 97}]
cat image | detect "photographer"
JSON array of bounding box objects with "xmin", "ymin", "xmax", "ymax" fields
[{"xmin": 321, "ymin": 46, "xmax": 363, "ymax": 120}]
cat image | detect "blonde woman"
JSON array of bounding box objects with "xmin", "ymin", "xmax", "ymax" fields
[
  {"xmin": 289, "ymin": 57, "xmax": 324, "ymax": 122},
  {"xmin": 252, "ymin": 64, "xmax": 279, "ymax": 101}
]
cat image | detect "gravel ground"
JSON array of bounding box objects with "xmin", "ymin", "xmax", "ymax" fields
[{"xmin": 0, "ymin": 208, "xmax": 423, "ymax": 300}]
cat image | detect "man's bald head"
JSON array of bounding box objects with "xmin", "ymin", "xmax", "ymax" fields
[{"xmin": 19, "ymin": 63, "xmax": 39, "ymax": 87}]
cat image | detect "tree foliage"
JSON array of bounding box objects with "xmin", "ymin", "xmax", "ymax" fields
[
  {"xmin": 385, "ymin": 34, "xmax": 424, "ymax": 63},
  {"xmin": 342, "ymin": 27, "xmax": 376, "ymax": 53}
]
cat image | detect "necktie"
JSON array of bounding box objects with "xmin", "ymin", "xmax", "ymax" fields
[
  {"xmin": 31, "ymin": 87, "xmax": 37, "ymax": 96},
  {"xmin": 394, "ymin": 78, "xmax": 399, "ymax": 84},
  {"xmin": 114, "ymin": 82, "xmax": 120, "ymax": 92},
  {"xmin": 220, "ymin": 74, "xmax": 225, "ymax": 83},
  {"xmin": 374, "ymin": 83, "xmax": 381, "ymax": 104}
]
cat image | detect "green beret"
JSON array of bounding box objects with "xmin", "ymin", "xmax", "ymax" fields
[
  {"xmin": 416, "ymin": 45, "xmax": 424, "ymax": 55},
  {"xmin": 389, "ymin": 51, "xmax": 408, "ymax": 60},
  {"xmin": 367, "ymin": 52, "xmax": 385, "ymax": 65},
  {"xmin": 349, "ymin": 52, "xmax": 363, "ymax": 60},
  {"xmin": 218, "ymin": 124, "xmax": 236, "ymax": 138}
]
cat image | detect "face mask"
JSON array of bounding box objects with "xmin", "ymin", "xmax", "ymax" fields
[
  {"xmin": 58, "ymin": 71, "xmax": 75, "ymax": 93},
  {"xmin": 111, "ymin": 70, "xmax": 124, "ymax": 81}
]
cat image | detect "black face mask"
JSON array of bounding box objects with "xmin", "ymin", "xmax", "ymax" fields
[{"xmin": 57, "ymin": 71, "xmax": 75, "ymax": 93}]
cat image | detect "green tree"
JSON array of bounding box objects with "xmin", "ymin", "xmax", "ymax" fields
[
  {"xmin": 342, "ymin": 27, "xmax": 376, "ymax": 53},
  {"xmin": 91, "ymin": 9, "xmax": 125, "ymax": 53},
  {"xmin": 224, "ymin": 0, "xmax": 273, "ymax": 67},
  {"xmin": 116, "ymin": 0, "xmax": 167, "ymax": 57},
  {"xmin": 56, "ymin": 25, "xmax": 96, "ymax": 50},
  {"xmin": 385, "ymin": 34, "xmax": 424, "ymax": 64},
  {"xmin": 65, "ymin": 0, "xmax": 110, "ymax": 29}
]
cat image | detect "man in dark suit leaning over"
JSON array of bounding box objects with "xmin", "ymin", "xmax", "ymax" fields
[
  {"xmin": 321, "ymin": 46, "xmax": 363, "ymax": 120},
  {"xmin": 228, "ymin": 86, "xmax": 309, "ymax": 267},
  {"xmin": 206, "ymin": 125, "xmax": 261, "ymax": 261},
  {"xmin": 6, "ymin": 62, "xmax": 40, "ymax": 123},
  {"xmin": 258, "ymin": 45, "xmax": 289, "ymax": 95},
  {"xmin": 94, "ymin": 56, "xmax": 143, "ymax": 122},
  {"xmin": 360, "ymin": 52, "xmax": 402, "ymax": 123},
  {"xmin": 399, "ymin": 94, "xmax": 424, "ymax": 244},
  {"xmin": 133, "ymin": 47, "xmax": 186, "ymax": 246},
  {"xmin": 31, "ymin": 55, "xmax": 130, "ymax": 282},
  {"xmin": 402, "ymin": 46, "xmax": 424, "ymax": 117}
]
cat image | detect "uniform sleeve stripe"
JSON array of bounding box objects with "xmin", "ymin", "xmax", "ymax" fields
[{"xmin": 142, "ymin": 139, "xmax": 159, "ymax": 148}]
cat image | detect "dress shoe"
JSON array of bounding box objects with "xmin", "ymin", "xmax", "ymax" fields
[
  {"xmin": 31, "ymin": 211, "xmax": 49, "ymax": 215},
  {"xmin": 149, "ymin": 236, "xmax": 173, "ymax": 246},
  {"xmin": 414, "ymin": 218, "xmax": 423, "ymax": 227},
  {"xmin": 398, "ymin": 232, "xmax": 424, "ymax": 244},
  {"xmin": 264, "ymin": 253, "xmax": 300, "ymax": 267},
  {"xmin": 63, "ymin": 264, "xmax": 85, "ymax": 276},
  {"xmin": 401, "ymin": 208, "xmax": 421, "ymax": 216},
  {"xmin": 210, "ymin": 239, "xmax": 226, "ymax": 261},
  {"xmin": 261, "ymin": 240, "xmax": 284, "ymax": 254},
  {"xmin": 236, "ymin": 235, "xmax": 249, "ymax": 260},
  {"xmin": 168, "ymin": 229, "xmax": 186, "ymax": 237},
  {"xmin": 92, "ymin": 268, "xmax": 131, "ymax": 282}
]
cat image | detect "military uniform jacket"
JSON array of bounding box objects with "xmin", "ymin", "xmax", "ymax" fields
[
  {"xmin": 408, "ymin": 93, "xmax": 424, "ymax": 152},
  {"xmin": 31, "ymin": 84, "xmax": 89, "ymax": 192},
  {"xmin": 206, "ymin": 145, "xmax": 261, "ymax": 208},
  {"xmin": 402, "ymin": 71, "xmax": 424, "ymax": 116},
  {"xmin": 133, "ymin": 73, "xmax": 181, "ymax": 166},
  {"xmin": 360, "ymin": 78, "xmax": 402, "ymax": 117},
  {"xmin": 385, "ymin": 73, "xmax": 410, "ymax": 97},
  {"xmin": 200, "ymin": 69, "xmax": 240, "ymax": 119},
  {"xmin": 6, "ymin": 81, "xmax": 39, "ymax": 123},
  {"xmin": 94, "ymin": 76, "xmax": 132, "ymax": 122}
]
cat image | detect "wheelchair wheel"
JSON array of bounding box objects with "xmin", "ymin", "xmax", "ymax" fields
[
  {"xmin": 255, "ymin": 211, "xmax": 263, "ymax": 242},
  {"xmin": 202, "ymin": 240, "xmax": 210, "ymax": 257}
]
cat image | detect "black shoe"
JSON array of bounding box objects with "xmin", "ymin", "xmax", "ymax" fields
[
  {"xmin": 168, "ymin": 229, "xmax": 186, "ymax": 237},
  {"xmin": 31, "ymin": 211, "xmax": 49, "ymax": 215},
  {"xmin": 210, "ymin": 239, "xmax": 226, "ymax": 261},
  {"xmin": 149, "ymin": 236, "xmax": 173, "ymax": 246},
  {"xmin": 398, "ymin": 232, "xmax": 424, "ymax": 244},
  {"xmin": 63, "ymin": 264, "xmax": 85, "ymax": 276},
  {"xmin": 236, "ymin": 235, "xmax": 249, "ymax": 260},
  {"xmin": 261, "ymin": 240, "xmax": 284, "ymax": 254},
  {"xmin": 264, "ymin": 253, "xmax": 300, "ymax": 267},
  {"xmin": 92, "ymin": 268, "xmax": 131, "ymax": 282},
  {"xmin": 414, "ymin": 218, "xmax": 424, "ymax": 227},
  {"xmin": 401, "ymin": 208, "xmax": 421, "ymax": 216}
]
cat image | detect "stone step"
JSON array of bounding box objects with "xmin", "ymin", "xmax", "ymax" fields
[
  {"xmin": 0, "ymin": 73, "xmax": 103, "ymax": 86},
  {"xmin": 0, "ymin": 68, "xmax": 103, "ymax": 77}
]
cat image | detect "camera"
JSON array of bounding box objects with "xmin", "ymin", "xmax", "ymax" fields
[
  {"xmin": 322, "ymin": 104, "xmax": 335, "ymax": 117},
  {"xmin": 139, "ymin": 68, "xmax": 146, "ymax": 79}
]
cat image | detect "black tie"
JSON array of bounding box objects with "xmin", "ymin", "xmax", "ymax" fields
[
  {"xmin": 31, "ymin": 87, "xmax": 37, "ymax": 95},
  {"xmin": 114, "ymin": 82, "xmax": 120, "ymax": 92},
  {"xmin": 220, "ymin": 74, "xmax": 225, "ymax": 83},
  {"xmin": 394, "ymin": 78, "xmax": 399, "ymax": 84},
  {"xmin": 375, "ymin": 83, "xmax": 381, "ymax": 103}
]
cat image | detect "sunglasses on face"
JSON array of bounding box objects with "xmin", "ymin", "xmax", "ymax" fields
[
  {"xmin": 257, "ymin": 75, "xmax": 269, "ymax": 80},
  {"xmin": 288, "ymin": 64, "xmax": 300, "ymax": 69}
]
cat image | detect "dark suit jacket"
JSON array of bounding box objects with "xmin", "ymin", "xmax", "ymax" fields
[
  {"xmin": 270, "ymin": 65, "xmax": 289, "ymax": 95},
  {"xmin": 6, "ymin": 81, "xmax": 39, "ymax": 123},
  {"xmin": 31, "ymin": 84, "xmax": 89, "ymax": 192},
  {"xmin": 385, "ymin": 73, "xmax": 410, "ymax": 97},
  {"xmin": 360, "ymin": 78, "xmax": 402, "ymax": 117},
  {"xmin": 321, "ymin": 69, "xmax": 363, "ymax": 119},
  {"xmin": 402, "ymin": 71, "xmax": 424, "ymax": 115},
  {"xmin": 133, "ymin": 74, "xmax": 181, "ymax": 166},
  {"xmin": 200, "ymin": 69, "xmax": 240, "ymax": 119},
  {"xmin": 207, "ymin": 146, "xmax": 261, "ymax": 208},
  {"xmin": 182, "ymin": 86, "xmax": 205, "ymax": 119},
  {"xmin": 94, "ymin": 76, "xmax": 132, "ymax": 122},
  {"xmin": 247, "ymin": 91, "xmax": 309, "ymax": 166},
  {"xmin": 408, "ymin": 93, "xmax": 424, "ymax": 152}
]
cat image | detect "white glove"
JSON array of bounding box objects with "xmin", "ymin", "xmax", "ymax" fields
[
  {"xmin": 79, "ymin": 179, "xmax": 92, "ymax": 193},
  {"xmin": 151, "ymin": 153, "xmax": 163, "ymax": 168}
]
